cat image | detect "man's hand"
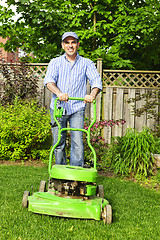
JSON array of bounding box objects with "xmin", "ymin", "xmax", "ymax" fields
[
  {"xmin": 84, "ymin": 88, "xmax": 100, "ymax": 103},
  {"xmin": 57, "ymin": 93, "xmax": 68, "ymax": 102},
  {"xmin": 83, "ymin": 95, "xmax": 95, "ymax": 103},
  {"xmin": 46, "ymin": 83, "xmax": 68, "ymax": 102}
]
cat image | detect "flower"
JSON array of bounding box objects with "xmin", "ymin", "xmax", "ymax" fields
[{"xmin": 98, "ymin": 136, "xmax": 102, "ymax": 139}]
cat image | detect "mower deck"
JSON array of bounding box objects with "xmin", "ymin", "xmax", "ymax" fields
[{"xmin": 28, "ymin": 191, "xmax": 109, "ymax": 220}]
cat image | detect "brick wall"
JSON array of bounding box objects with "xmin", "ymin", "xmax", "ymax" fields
[{"xmin": 0, "ymin": 36, "xmax": 19, "ymax": 62}]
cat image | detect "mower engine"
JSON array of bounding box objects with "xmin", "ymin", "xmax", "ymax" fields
[{"xmin": 49, "ymin": 178, "xmax": 97, "ymax": 198}]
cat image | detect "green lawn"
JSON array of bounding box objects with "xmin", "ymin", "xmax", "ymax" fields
[{"xmin": 0, "ymin": 165, "xmax": 160, "ymax": 240}]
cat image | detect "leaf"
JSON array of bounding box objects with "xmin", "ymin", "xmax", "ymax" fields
[{"xmin": 68, "ymin": 226, "xmax": 74, "ymax": 231}]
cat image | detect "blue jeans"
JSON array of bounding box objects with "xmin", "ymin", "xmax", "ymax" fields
[{"xmin": 50, "ymin": 108, "xmax": 85, "ymax": 167}]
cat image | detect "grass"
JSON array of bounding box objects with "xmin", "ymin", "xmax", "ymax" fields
[{"xmin": 0, "ymin": 165, "xmax": 160, "ymax": 240}]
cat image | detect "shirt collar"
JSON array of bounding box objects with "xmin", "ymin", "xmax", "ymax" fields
[{"xmin": 63, "ymin": 52, "xmax": 80, "ymax": 62}]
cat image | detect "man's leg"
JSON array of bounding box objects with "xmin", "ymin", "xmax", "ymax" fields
[
  {"xmin": 69, "ymin": 108, "xmax": 85, "ymax": 166},
  {"xmin": 50, "ymin": 108, "xmax": 67, "ymax": 165}
]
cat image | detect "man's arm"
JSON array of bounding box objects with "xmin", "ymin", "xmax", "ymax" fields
[
  {"xmin": 84, "ymin": 87, "xmax": 100, "ymax": 103},
  {"xmin": 46, "ymin": 82, "xmax": 68, "ymax": 102},
  {"xmin": 84, "ymin": 60, "xmax": 102, "ymax": 103}
]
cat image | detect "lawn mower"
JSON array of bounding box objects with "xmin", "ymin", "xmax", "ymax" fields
[{"xmin": 22, "ymin": 97, "xmax": 112, "ymax": 224}]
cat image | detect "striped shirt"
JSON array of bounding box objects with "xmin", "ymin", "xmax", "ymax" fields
[{"xmin": 44, "ymin": 53, "xmax": 102, "ymax": 115}]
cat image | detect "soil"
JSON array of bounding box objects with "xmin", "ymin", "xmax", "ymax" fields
[{"xmin": 0, "ymin": 160, "xmax": 46, "ymax": 167}]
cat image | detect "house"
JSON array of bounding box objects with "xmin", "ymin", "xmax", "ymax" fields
[{"xmin": 0, "ymin": 36, "xmax": 19, "ymax": 62}]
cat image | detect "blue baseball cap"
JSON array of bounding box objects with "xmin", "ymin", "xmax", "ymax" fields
[{"xmin": 62, "ymin": 32, "xmax": 79, "ymax": 42}]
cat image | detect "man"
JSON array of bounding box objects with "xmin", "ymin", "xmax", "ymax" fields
[{"xmin": 44, "ymin": 31, "xmax": 102, "ymax": 167}]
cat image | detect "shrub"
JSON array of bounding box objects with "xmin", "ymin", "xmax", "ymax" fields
[
  {"xmin": 0, "ymin": 100, "xmax": 51, "ymax": 162},
  {"xmin": 0, "ymin": 60, "xmax": 40, "ymax": 106},
  {"xmin": 106, "ymin": 127, "xmax": 156, "ymax": 177},
  {"xmin": 154, "ymin": 136, "xmax": 160, "ymax": 154}
]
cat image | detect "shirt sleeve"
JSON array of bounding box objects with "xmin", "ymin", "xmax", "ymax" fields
[
  {"xmin": 86, "ymin": 60, "xmax": 102, "ymax": 91},
  {"xmin": 44, "ymin": 58, "xmax": 58, "ymax": 87}
]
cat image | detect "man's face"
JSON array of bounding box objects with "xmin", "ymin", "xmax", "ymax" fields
[{"xmin": 62, "ymin": 36, "xmax": 80, "ymax": 58}]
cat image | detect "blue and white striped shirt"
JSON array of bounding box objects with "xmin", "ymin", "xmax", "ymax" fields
[{"xmin": 44, "ymin": 53, "xmax": 102, "ymax": 115}]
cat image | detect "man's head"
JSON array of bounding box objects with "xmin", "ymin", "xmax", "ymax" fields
[
  {"xmin": 61, "ymin": 32, "xmax": 80, "ymax": 59},
  {"xmin": 62, "ymin": 32, "xmax": 79, "ymax": 42}
]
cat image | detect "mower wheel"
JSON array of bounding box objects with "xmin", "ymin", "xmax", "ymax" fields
[
  {"xmin": 97, "ymin": 185, "xmax": 104, "ymax": 198},
  {"xmin": 39, "ymin": 180, "xmax": 46, "ymax": 192},
  {"xmin": 22, "ymin": 191, "xmax": 30, "ymax": 208},
  {"xmin": 102, "ymin": 205, "xmax": 112, "ymax": 224}
]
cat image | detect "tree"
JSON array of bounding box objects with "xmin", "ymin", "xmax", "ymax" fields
[
  {"xmin": 0, "ymin": 0, "xmax": 160, "ymax": 69},
  {"xmin": 0, "ymin": 0, "xmax": 69, "ymax": 61}
]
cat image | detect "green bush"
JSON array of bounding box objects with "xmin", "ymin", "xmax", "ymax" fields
[
  {"xmin": 154, "ymin": 136, "xmax": 160, "ymax": 154},
  {"xmin": 0, "ymin": 100, "xmax": 51, "ymax": 162},
  {"xmin": 106, "ymin": 127, "xmax": 156, "ymax": 177}
]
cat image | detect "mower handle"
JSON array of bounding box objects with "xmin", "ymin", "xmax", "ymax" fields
[
  {"xmin": 53, "ymin": 97, "xmax": 96, "ymax": 124},
  {"xmin": 48, "ymin": 97, "xmax": 97, "ymax": 174}
]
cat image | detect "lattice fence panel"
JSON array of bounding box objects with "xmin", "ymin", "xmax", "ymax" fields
[
  {"xmin": 103, "ymin": 70, "xmax": 160, "ymax": 88},
  {"xmin": 26, "ymin": 63, "xmax": 48, "ymax": 80}
]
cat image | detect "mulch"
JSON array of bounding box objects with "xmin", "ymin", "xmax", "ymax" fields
[{"xmin": 0, "ymin": 160, "xmax": 46, "ymax": 167}]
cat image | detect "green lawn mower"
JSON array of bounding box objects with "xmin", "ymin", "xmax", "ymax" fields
[{"xmin": 22, "ymin": 97, "xmax": 112, "ymax": 224}]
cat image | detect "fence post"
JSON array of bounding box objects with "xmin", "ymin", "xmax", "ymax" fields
[
  {"xmin": 97, "ymin": 58, "xmax": 102, "ymax": 121},
  {"xmin": 91, "ymin": 58, "xmax": 103, "ymax": 121},
  {"xmin": 97, "ymin": 58, "xmax": 103, "ymax": 79}
]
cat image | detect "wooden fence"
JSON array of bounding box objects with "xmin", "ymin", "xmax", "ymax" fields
[
  {"xmin": 101, "ymin": 69, "xmax": 160, "ymax": 141},
  {"xmin": 0, "ymin": 60, "xmax": 160, "ymax": 142}
]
